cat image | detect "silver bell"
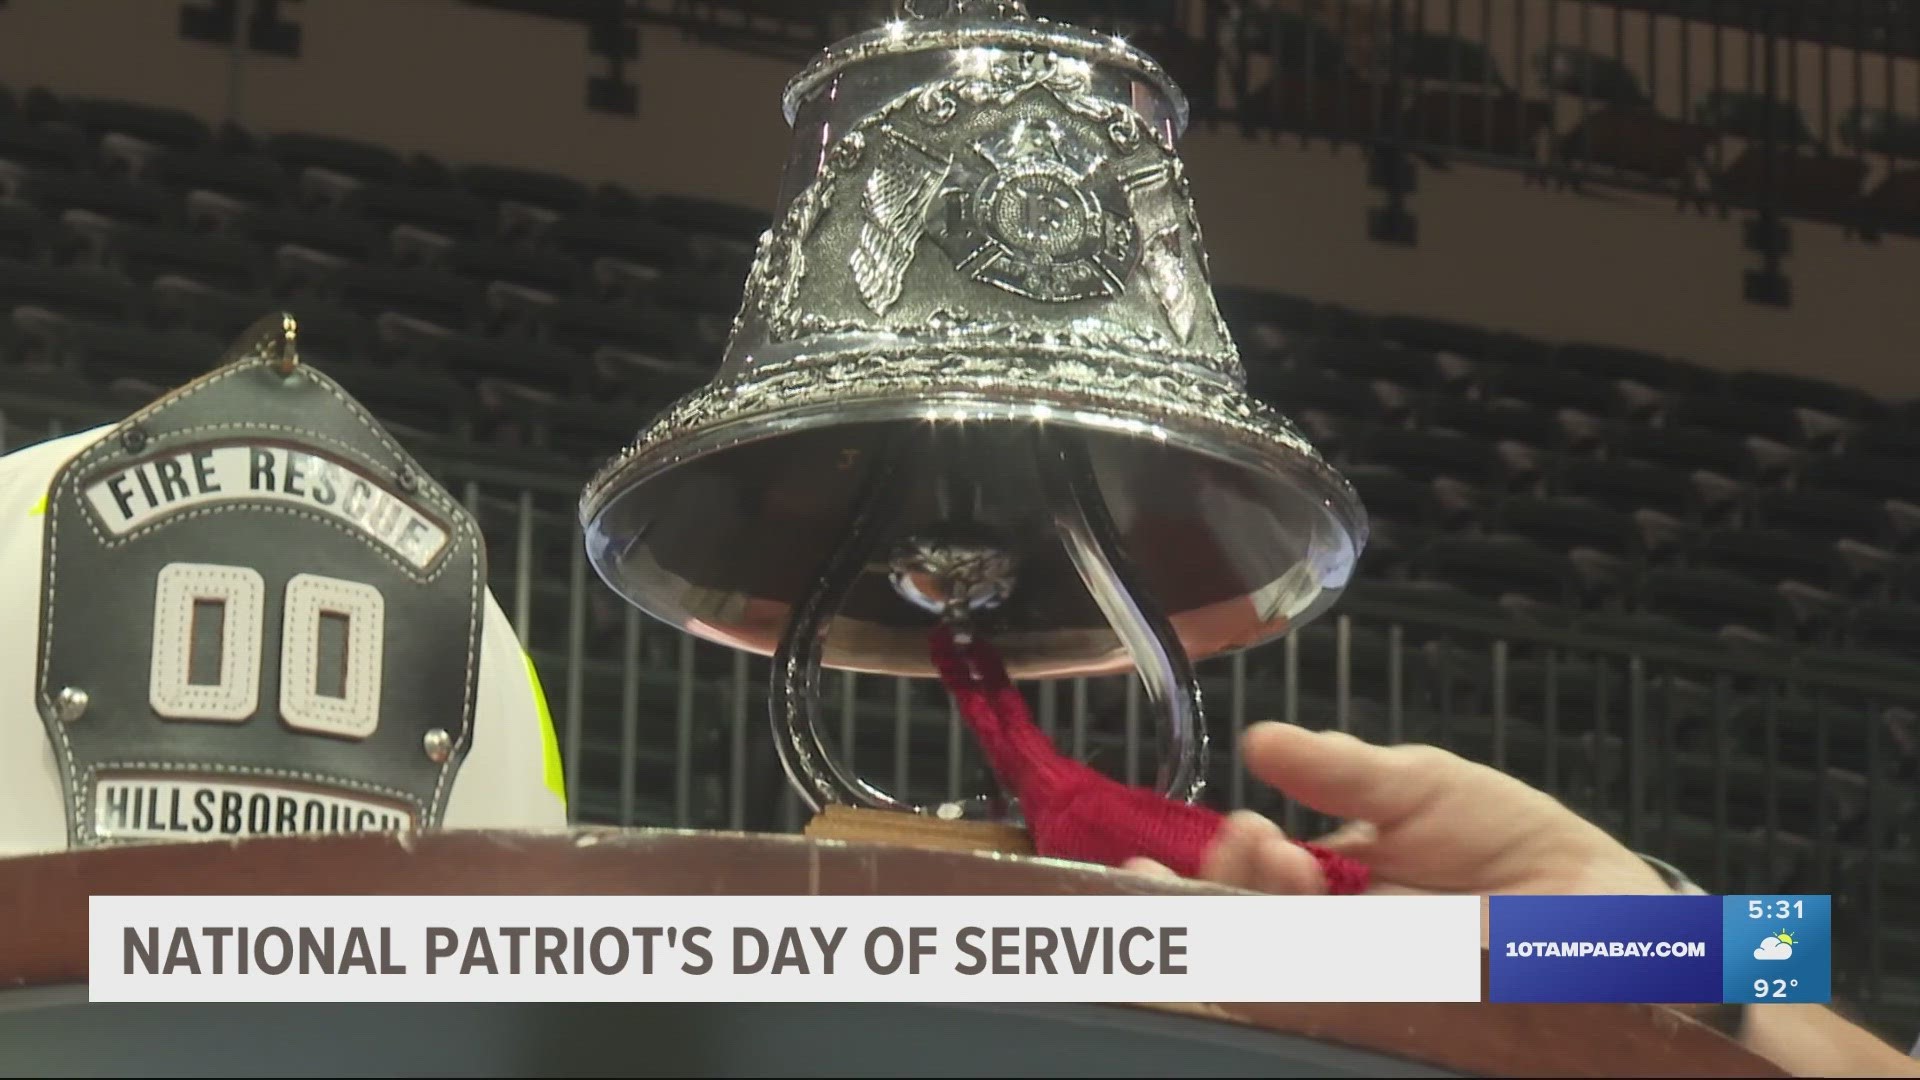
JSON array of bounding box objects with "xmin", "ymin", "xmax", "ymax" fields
[{"xmin": 580, "ymin": 0, "xmax": 1367, "ymax": 818}]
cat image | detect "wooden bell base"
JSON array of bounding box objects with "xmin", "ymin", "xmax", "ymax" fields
[{"xmin": 804, "ymin": 805, "xmax": 1036, "ymax": 858}]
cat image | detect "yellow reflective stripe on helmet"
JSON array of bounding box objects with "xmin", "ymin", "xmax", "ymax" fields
[
  {"xmin": 30, "ymin": 494, "xmax": 45, "ymax": 516},
  {"xmin": 523, "ymin": 652, "xmax": 566, "ymax": 810}
]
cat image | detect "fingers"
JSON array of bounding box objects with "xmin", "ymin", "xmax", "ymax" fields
[
  {"xmin": 1240, "ymin": 721, "xmax": 1456, "ymax": 828},
  {"xmin": 1199, "ymin": 810, "xmax": 1265, "ymax": 884},
  {"xmin": 1311, "ymin": 819, "xmax": 1379, "ymax": 854},
  {"xmin": 1197, "ymin": 810, "xmax": 1327, "ymax": 895},
  {"xmin": 1125, "ymin": 812, "xmax": 1331, "ymax": 895},
  {"xmin": 1247, "ymin": 829, "xmax": 1327, "ymax": 895}
]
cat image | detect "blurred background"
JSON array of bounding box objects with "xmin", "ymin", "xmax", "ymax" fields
[{"xmin": 0, "ymin": 0, "xmax": 1916, "ymax": 1046}]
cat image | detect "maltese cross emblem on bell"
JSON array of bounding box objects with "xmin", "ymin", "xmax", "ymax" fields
[{"xmin": 579, "ymin": 0, "xmax": 1367, "ymax": 844}]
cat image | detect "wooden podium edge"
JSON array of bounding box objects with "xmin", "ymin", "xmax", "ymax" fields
[
  {"xmin": 0, "ymin": 828, "xmax": 1786, "ymax": 1079},
  {"xmin": 803, "ymin": 805, "xmax": 1036, "ymax": 857}
]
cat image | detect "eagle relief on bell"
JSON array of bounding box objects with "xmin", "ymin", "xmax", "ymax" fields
[{"xmin": 580, "ymin": 0, "xmax": 1372, "ymax": 884}]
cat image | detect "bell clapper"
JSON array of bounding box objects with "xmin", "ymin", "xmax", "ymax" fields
[
  {"xmin": 793, "ymin": 507, "xmax": 1035, "ymax": 853},
  {"xmin": 773, "ymin": 440, "xmax": 1030, "ymax": 852},
  {"xmin": 782, "ymin": 431, "xmax": 1209, "ymax": 851},
  {"xmin": 1037, "ymin": 431, "xmax": 1210, "ymax": 806},
  {"xmin": 770, "ymin": 438, "xmax": 916, "ymax": 820}
]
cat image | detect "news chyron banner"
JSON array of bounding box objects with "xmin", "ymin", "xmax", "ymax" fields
[
  {"xmin": 1489, "ymin": 894, "xmax": 1833, "ymax": 1005},
  {"xmin": 90, "ymin": 896, "xmax": 1486, "ymax": 1003},
  {"xmin": 86, "ymin": 894, "xmax": 1830, "ymax": 1004}
]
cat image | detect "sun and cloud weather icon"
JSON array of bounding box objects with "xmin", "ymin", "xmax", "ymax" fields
[{"xmin": 1754, "ymin": 931, "xmax": 1797, "ymax": 961}]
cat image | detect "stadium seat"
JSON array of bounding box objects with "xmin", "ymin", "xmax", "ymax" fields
[
  {"xmin": 163, "ymin": 292, "xmax": 373, "ymax": 364},
  {"xmin": 1687, "ymin": 529, "xmax": 1849, "ymax": 592},
  {"xmin": 1551, "ymin": 457, "xmax": 1702, "ymax": 518},
  {"xmin": 1413, "ymin": 533, "xmax": 1577, "ymax": 605},
  {"xmin": 1493, "ymin": 495, "xmax": 1642, "ymax": 557},
  {"xmin": 346, "ymin": 181, "xmax": 492, "ymax": 243},
  {"xmin": 540, "ymin": 297, "xmax": 693, "ymax": 362},
  {"xmin": 1659, "ymin": 750, "xmax": 1845, "ymax": 840},
  {"xmin": 332, "ymin": 266, "xmax": 487, "ymax": 333},
  {"xmin": 1569, "ymin": 610, "xmax": 1737, "ymax": 656},
  {"xmin": 17, "ymin": 86, "xmax": 67, "ymax": 123},
  {"xmin": 1861, "ymin": 168, "xmax": 1920, "ymax": 237},
  {"xmin": 261, "ymin": 131, "xmax": 407, "ymax": 186},
  {"xmin": 1711, "ymin": 147, "xmax": 1871, "ymax": 218},
  {"xmin": 1851, "ymin": 602, "xmax": 1920, "ymax": 657},
  {"xmin": 456, "ymin": 163, "xmax": 593, "ymax": 215},
  {"xmin": 1343, "ymin": 464, "xmax": 1443, "ymax": 529},
  {"xmin": 112, "ymin": 227, "xmax": 267, "ymax": 293},
  {"xmin": 146, "ymin": 148, "xmax": 293, "ymax": 212},
  {"xmin": 57, "ymin": 96, "xmax": 212, "ymax": 154},
  {"xmin": 323, "ymin": 358, "xmax": 477, "ymax": 438},
  {"xmin": 590, "ymin": 349, "xmax": 713, "ymax": 404},
  {"xmin": 0, "ymin": 257, "xmax": 140, "ymax": 322},
  {"xmin": 409, "ymin": 332, "xmax": 583, "ymax": 395},
  {"xmin": 1473, "ymin": 361, "xmax": 1620, "ymax": 415},
  {"xmin": 1345, "ymin": 425, "xmax": 1519, "ymax": 487},
  {"xmin": 1839, "ymin": 104, "xmax": 1920, "ymax": 159},
  {"xmin": 1503, "ymin": 654, "xmax": 1629, "ymax": 722},
  {"xmin": 1639, "ymin": 567, "xmax": 1790, "ymax": 638},
  {"xmin": 1695, "ymin": 91, "xmax": 1816, "ymax": 145},
  {"xmin": 1797, "ymin": 452, "xmax": 1920, "ymax": 505},
  {"xmin": 545, "ymin": 212, "xmax": 693, "ymax": 272},
  {"xmin": 21, "ymin": 171, "xmax": 178, "ymax": 229},
  {"xmin": 1732, "ymin": 696, "xmax": 1916, "ymax": 784},
  {"xmin": 52, "ymin": 321, "xmax": 228, "ymax": 385},
  {"xmin": 1606, "ymin": 422, "xmax": 1762, "ymax": 479},
  {"xmin": 645, "ymin": 193, "xmax": 771, "ymax": 244},
  {"xmin": 1853, "ymin": 419, "xmax": 1920, "ymax": 461},
  {"xmin": 1725, "ymin": 370, "xmax": 1889, "ymax": 422},
  {"xmin": 652, "ymin": 266, "xmax": 751, "ymax": 316},
  {"xmin": 0, "ymin": 116, "xmax": 91, "ymax": 173},
  {"xmin": 477, "ymin": 376, "xmax": 643, "ymax": 461},
  {"xmin": 1535, "ymin": 45, "xmax": 1646, "ymax": 105},
  {"xmin": 1373, "ymin": 314, "xmax": 1546, "ymax": 366},
  {"xmin": 1419, "ymin": 396, "xmax": 1572, "ymax": 449},
  {"xmin": 443, "ymin": 240, "xmax": 587, "ymax": 299},
  {"xmin": 1551, "ymin": 342, "xmax": 1719, "ymax": 392},
  {"xmin": 1250, "ymin": 367, "xmax": 1389, "ymax": 422},
  {"xmin": 0, "ymin": 203, "xmax": 74, "ymax": 264},
  {"xmin": 1404, "ymin": 85, "xmax": 1554, "ymax": 158},
  {"xmin": 1288, "ymin": 618, "xmax": 1399, "ymax": 698},
  {"xmin": 240, "ymin": 207, "xmax": 387, "ymax": 267},
  {"xmin": 0, "ymin": 370, "xmax": 124, "ymax": 443},
  {"xmin": 1292, "ymin": 337, "xmax": 1447, "ymax": 390},
  {"xmin": 1553, "ymin": 104, "xmax": 1716, "ymax": 188},
  {"xmin": 1213, "ymin": 285, "xmax": 1325, "ymax": 340},
  {"xmin": 1385, "ymin": 31, "xmax": 1507, "ymax": 88},
  {"xmin": 1338, "ymin": 578, "xmax": 1528, "ymax": 641},
  {"xmin": 1751, "ymin": 488, "xmax": 1895, "ymax": 546},
  {"xmin": 1350, "ymin": 515, "xmax": 1433, "ymax": 578},
  {"xmin": 1242, "ymin": 60, "xmax": 1390, "ymax": 145},
  {"xmin": 1665, "ymin": 392, "xmax": 1843, "ymax": 447}
]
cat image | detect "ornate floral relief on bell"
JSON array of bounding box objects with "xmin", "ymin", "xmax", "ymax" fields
[{"xmin": 580, "ymin": 0, "xmax": 1367, "ymax": 820}]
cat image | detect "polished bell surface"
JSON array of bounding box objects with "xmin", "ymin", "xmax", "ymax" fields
[{"xmin": 580, "ymin": 0, "xmax": 1367, "ymax": 682}]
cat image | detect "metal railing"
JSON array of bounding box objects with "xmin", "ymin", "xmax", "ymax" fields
[
  {"xmin": 514, "ymin": 0, "xmax": 1920, "ymax": 299},
  {"xmin": 1180, "ymin": 0, "xmax": 1920, "ymax": 300}
]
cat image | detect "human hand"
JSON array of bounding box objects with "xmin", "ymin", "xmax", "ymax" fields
[
  {"xmin": 1135, "ymin": 722, "xmax": 1920, "ymax": 1078},
  {"xmin": 1126, "ymin": 720, "xmax": 1671, "ymax": 898}
]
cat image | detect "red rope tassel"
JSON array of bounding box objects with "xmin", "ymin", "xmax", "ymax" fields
[{"xmin": 928, "ymin": 624, "xmax": 1370, "ymax": 894}]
